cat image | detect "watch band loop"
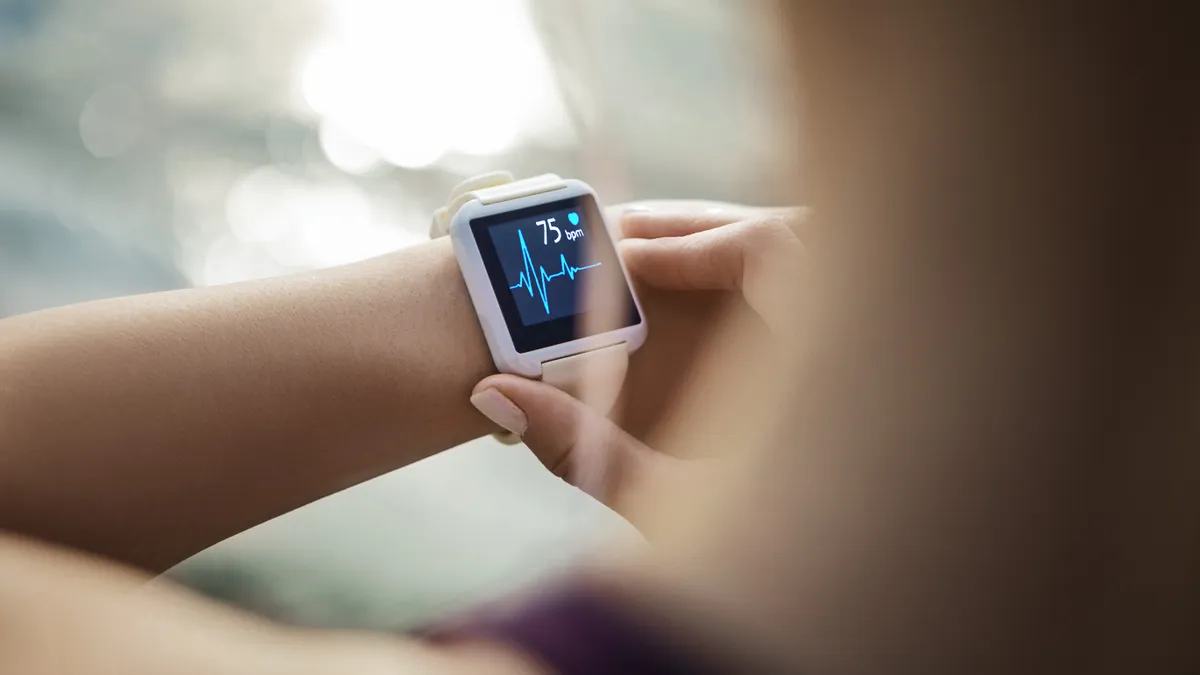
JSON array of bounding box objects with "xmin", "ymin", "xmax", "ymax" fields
[
  {"xmin": 430, "ymin": 172, "xmax": 566, "ymax": 238},
  {"xmin": 430, "ymin": 171, "xmax": 516, "ymax": 238}
]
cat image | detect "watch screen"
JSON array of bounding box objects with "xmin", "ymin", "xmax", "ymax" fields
[{"xmin": 470, "ymin": 194, "xmax": 640, "ymax": 353}]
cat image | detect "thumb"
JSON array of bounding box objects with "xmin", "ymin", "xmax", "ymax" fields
[{"xmin": 470, "ymin": 374, "xmax": 662, "ymax": 508}]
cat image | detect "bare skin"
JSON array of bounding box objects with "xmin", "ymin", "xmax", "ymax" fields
[
  {"xmin": 0, "ymin": 534, "xmax": 545, "ymax": 675},
  {"xmin": 0, "ymin": 207, "xmax": 731, "ymax": 573},
  {"xmin": 0, "ymin": 204, "xmax": 791, "ymax": 675},
  {"xmin": 0, "ymin": 205, "xmax": 779, "ymax": 675}
]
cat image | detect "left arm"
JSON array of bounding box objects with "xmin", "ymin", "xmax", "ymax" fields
[
  {"xmin": 0, "ymin": 241, "xmax": 494, "ymax": 571},
  {"xmin": 0, "ymin": 211, "xmax": 729, "ymax": 572},
  {"xmin": 0, "ymin": 534, "xmax": 544, "ymax": 675}
]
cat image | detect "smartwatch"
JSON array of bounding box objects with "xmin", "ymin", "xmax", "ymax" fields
[{"xmin": 431, "ymin": 172, "xmax": 647, "ymax": 437}]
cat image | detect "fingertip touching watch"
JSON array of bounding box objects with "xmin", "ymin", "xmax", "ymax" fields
[{"xmin": 431, "ymin": 172, "xmax": 647, "ymax": 441}]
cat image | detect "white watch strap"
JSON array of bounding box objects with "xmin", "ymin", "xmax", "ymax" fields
[
  {"xmin": 541, "ymin": 342, "xmax": 628, "ymax": 417},
  {"xmin": 430, "ymin": 171, "xmax": 566, "ymax": 238},
  {"xmin": 433, "ymin": 172, "xmax": 630, "ymax": 443}
]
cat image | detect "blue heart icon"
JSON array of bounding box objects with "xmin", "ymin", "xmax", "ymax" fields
[{"xmin": 568, "ymin": 212, "xmax": 580, "ymax": 226}]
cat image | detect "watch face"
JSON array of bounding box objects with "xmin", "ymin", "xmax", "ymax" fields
[{"xmin": 470, "ymin": 193, "xmax": 641, "ymax": 353}]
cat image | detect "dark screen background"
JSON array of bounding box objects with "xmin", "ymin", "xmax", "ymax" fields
[
  {"xmin": 471, "ymin": 194, "xmax": 640, "ymax": 353},
  {"xmin": 486, "ymin": 202, "xmax": 602, "ymax": 326}
]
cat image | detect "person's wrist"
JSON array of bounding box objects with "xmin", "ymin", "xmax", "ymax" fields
[{"xmin": 332, "ymin": 239, "xmax": 497, "ymax": 449}]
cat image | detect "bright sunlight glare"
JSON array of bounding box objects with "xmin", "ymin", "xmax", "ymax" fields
[{"xmin": 300, "ymin": 0, "xmax": 566, "ymax": 170}]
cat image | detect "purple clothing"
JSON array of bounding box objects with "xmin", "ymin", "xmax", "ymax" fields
[{"xmin": 425, "ymin": 583, "xmax": 721, "ymax": 675}]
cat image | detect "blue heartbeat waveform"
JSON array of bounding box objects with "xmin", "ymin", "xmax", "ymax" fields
[{"xmin": 508, "ymin": 229, "xmax": 602, "ymax": 315}]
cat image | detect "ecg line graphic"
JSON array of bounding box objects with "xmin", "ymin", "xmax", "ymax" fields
[{"xmin": 508, "ymin": 229, "xmax": 602, "ymax": 315}]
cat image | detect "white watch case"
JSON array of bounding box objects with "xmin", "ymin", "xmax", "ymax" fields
[{"xmin": 448, "ymin": 179, "xmax": 647, "ymax": 378}]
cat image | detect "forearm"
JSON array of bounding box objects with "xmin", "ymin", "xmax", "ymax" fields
[
  {"xmin": 0, "ymin": 231, "xmax": 725, "ymax": 571},
  {"xmin": 0, "ymin": 239, "xmax": 494, "ymax": 570},
  {"xmin": 0, "ymin": 534, "xmax": 542, "ymax": 675}
]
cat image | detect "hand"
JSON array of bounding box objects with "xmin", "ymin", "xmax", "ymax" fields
[
  {"xmin": 469, "ymin": 202, "xmax": 807, "ymax": 517},
  {"xmin": 620, "ymin": 203, "xmax": 807, "ymax": 334}
]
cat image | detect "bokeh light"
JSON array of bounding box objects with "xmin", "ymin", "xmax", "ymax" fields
[
  {"xmin": 79, "ymin": 84, "xmax": 146, "ymax": 159},
  {"xmin": 201, "ymin": 165, "xmax": 423, "ymax": 285},
  {"xmin": 299, "ymin": 0, "xmax": 567, "ymax": 170},
  {"xmin": 317, "ymin": 121, "xmax": 385, "ymax": 175}
]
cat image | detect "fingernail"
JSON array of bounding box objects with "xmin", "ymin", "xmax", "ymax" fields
[
  {"xmin": 470, "ymin": 388, "xmax": 528, "ymax": 437},
  {"xmin": 623, "ymin": 205, "xmax": 653, "ymax": 214}
]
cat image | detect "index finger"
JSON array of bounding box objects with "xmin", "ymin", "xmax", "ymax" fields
[
  {"xmin": 620, "ymin": 216, "xmax": 804, "ymax": 332},
  {"xmin": 620, "ymin": 204, "xmax": 806, "ymax": 240},
  {"xmin": 620, "ymin": 203, "xmax": 762, "ymax": 240}
]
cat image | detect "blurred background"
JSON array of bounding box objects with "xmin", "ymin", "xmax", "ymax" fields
[{"xmin": 0, "ymin": 0, "xmax": 784, "ymax": 630}]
